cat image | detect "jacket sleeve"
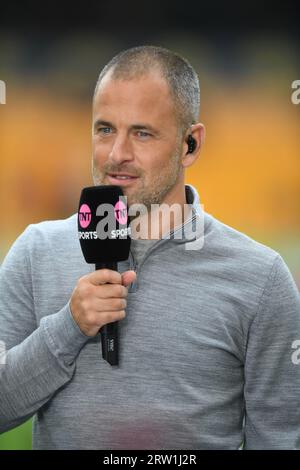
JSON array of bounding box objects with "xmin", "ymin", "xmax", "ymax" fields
[
  {"xmin": 244, "ymin": 254, "xmax": 300, "ymax": 449},
  {"xmin": 0, "ymin": 225, "xmax": 90, "ymax": 433}
]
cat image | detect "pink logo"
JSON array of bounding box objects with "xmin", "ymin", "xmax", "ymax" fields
[
  {"xmin": 114, "ymin": 200, "xmax": 127, "ymax": 224},
  {"xmin": 79, "ymin": 204, "xmax": 91, "ymax": 228}
]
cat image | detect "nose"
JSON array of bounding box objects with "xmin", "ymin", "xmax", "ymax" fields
[{"xmin": 108, "ymin": 132, "xmax": 134, "ymax": 165}]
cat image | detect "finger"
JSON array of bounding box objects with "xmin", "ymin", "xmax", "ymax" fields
[
  {"xmin": 98, "ymin": 310, "xmax": 126, "ymax": 326},
  {"xmin": 87, "ymin": 269, "xmax": 122, "ymax": 286},
  {"xmin": 93, "ymin": 297, "xmax": 127, "ymax": 312},
  {"xmin": 94, "ymin": 283, "xmax": 128, "ymax": 299},
  {"xmin": 121, "ymin": 270, "xmax": 137, "ymax": 287}
]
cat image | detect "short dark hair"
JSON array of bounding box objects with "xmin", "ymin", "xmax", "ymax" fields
[{"xmin": 93, "ymin": 45, "xmax": 200, "ymax": 135}]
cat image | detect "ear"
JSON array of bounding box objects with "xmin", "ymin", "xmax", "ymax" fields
[{"xmin": 181, "ymin": 123, "xmax": 205, "ymax": 168}]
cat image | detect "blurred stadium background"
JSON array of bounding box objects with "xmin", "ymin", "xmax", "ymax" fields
[{"xmin": 0, "ymin": 1, "xmax": 299, "ymax": 450}]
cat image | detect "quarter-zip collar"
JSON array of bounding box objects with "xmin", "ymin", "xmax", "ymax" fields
[{"xmin": 126, "ymin": 184, "xmax": 207, "ymax": 292}]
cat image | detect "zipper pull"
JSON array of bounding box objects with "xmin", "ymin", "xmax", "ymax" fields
[{"xmin": 128, "ymin": 249, "xmax": 138, "ymax": 292}]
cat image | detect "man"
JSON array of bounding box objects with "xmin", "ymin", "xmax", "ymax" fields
[{"xmin": 0, "ymin": 46, "xmax": 299, "ymax": 450}]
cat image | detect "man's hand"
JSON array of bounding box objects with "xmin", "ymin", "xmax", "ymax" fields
[{"xmin": 70, "ymin": 269, "xmax": 136, "ymax": 337}]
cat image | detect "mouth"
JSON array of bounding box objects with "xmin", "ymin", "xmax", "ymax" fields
[{"xmin": 107, "ymin": 173, "xmax": 139, "ymax": 186}]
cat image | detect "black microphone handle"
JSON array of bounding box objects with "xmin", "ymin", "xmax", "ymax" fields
[{"xmin": 96, "ymin": 261, "xmax": 119, "ymax": 366}]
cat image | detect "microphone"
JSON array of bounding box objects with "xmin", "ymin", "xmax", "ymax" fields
[{"xmin": 77, "ymin": 185, "xmax": 131, "ymax": 366}]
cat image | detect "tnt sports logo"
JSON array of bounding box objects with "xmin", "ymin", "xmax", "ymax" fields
[
  {"xmin": 79, "ymin": 204, "xmax": 92, "ymax": 228},
  {"xmin": 114, "ymin": 200, "xmax": 127, "ymax": 224}
]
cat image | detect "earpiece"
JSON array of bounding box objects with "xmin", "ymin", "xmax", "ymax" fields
[{"xmin": 187, "ymin": 135, "xmax": 196, "ymax": 154}]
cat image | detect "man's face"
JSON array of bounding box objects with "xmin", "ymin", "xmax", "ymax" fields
[{"xmin": 92, "ymin": 71, "xmax": 184, "ymax": 210}]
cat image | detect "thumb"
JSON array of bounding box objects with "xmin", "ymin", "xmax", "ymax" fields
[{"xmin": 121, "ymin": 270, "xmax": 137, "ymax": 287}]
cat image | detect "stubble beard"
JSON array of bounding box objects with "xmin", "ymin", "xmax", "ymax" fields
[{"xmin": 92, "ymin": 144, "xmax": 183, "ymax": 214}]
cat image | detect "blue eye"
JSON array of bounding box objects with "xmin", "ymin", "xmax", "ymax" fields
[
  {"xmin": 98, "ymin": 127, "xmax": 112, "ymax": 134},
  {"xmin": 137, "ymin": 131, "xmax": 151, "ymax": 138}
]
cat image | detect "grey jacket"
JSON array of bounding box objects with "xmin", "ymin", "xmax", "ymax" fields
[{"xmin": 0, "ymin": 184, "xmax": 299, "ymax": 449}]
